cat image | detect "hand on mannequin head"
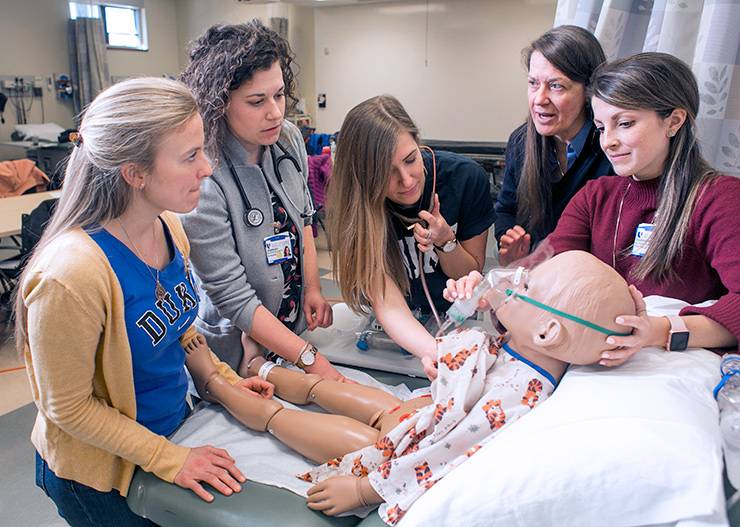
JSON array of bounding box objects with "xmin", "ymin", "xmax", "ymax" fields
[
  {"xmin": 306, "ymin": 475, "xmax": 382, "ymax": 515},
  {"xmin": 495, "ymin": 250, "xmax": 635, "ymax": 369},
  {"xmin": 597, "ymin": 284, "xmax": 653, "ymax": 367},
  {"xmin": 498, "ymin": 225, "xmax": 531, "ymax": 266}
]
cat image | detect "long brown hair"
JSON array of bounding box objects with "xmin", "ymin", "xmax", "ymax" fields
[
  {"xmin": 517, "ymin": 25, "xmax": 606, "ymax": 239},
  {"xmin": 14, "ymin": 78, "xmax": 198, "ymax": 352},
  {"xmin": 327, "ymin": 95, "xmax": 420, "ymax": 313},
  {"xmin": 590, "ymin": 52, "xmax": 716, "ymax": 282}
]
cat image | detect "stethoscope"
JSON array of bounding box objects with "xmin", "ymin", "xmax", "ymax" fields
[{"xmin": 222, "ymin": 141, "xmax": 316, "ymax": 228}]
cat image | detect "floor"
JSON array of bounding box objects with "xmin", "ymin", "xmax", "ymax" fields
[{"xmin": 0, "ymin": 226, "xmax": 497, "ymax": 526}]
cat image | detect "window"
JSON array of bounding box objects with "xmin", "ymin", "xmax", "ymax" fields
[{"xmin": 69, "ymin": 2, "xmax": 148, "ymax": 51}]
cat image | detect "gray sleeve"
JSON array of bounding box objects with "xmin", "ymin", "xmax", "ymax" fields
[
  {"xmin": 285, "ymin": 122, "xmax": 313, "ymax": 227},
  {"xmin": 180, "ymin": 177, "xmax": 262, "ymax": 333}
]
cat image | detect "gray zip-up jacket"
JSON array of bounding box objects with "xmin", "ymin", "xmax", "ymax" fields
[{"xmin": 180, "ymin": 121, "xmax": 312, "ymax": 370}]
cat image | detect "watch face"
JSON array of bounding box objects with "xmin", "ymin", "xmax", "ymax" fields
[
  {"xmin": 301, "ymin": 349, "xmax": 316, "ymax": 365},
  {"xmin": 669, "ymin": 331, "xmax": 690, "ymax": 351},
  {"xmin": 442, "ymin": 240, "xmax": 457, "ymax": 252}
]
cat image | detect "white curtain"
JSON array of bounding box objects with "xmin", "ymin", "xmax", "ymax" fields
[
  {"xmin": 68, "ymin": 17, "xmax": 111, "ymax": 116},
  {"xmin": 554, "ymin": 0, "xmax": 740, "ymax": 177}
]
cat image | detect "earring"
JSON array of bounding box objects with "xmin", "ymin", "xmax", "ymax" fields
[
  {"xmin": 140, "ymin": 182, "xmax": 145, "ymax": 190},
  {"xmin": 668, "ymin": 130, "xmax": 676, "ymax": 138}
]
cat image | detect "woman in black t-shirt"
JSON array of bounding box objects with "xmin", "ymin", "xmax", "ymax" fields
[{"xmin": 327, "ymin": 95, "xmax": 495, "ymax": 368}]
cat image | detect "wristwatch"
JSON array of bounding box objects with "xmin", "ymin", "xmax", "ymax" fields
[
  {"xmin": 665, "ymin": 315, "xmax": 689, "ymax": 351},
  {"xmin": 435, "ymin": 237, "xmax": 458, "ymax": 253},
  {"xmin": 295, "ymin": 343, "xmax": 318, "ymax": 369}
]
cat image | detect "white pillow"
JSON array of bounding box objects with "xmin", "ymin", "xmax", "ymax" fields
[{"xmin": 400, "ymin": 297, "xmax": 725, "ymax": 527}]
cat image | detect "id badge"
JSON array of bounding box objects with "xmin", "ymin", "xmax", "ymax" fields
[
  {"xmin": 264, "ymin": 232, "xmax": 293, "ymax": 265},
  {"xmin": 631, "ymin": 223, "xmax": 654, "ymax": 257}
]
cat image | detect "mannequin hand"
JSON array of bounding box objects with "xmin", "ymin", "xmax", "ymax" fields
[
  {"xmin": 599, "ymin": 285, "xmax": 652, "ymax": 367},
  {"xmin": 415, "ymin": 194, "xmax": 454, "ymax": 253},
  {"xmin": 174, "ymin": 446, "xmax": 245, "ymax": 502},
  {"xmin": 307, "ymin": 476, "xmax": 380, "ymax": 516},
  {"xmin": 422, "ymin": 356, "xmax": 438, "ymax": 380},
  {"xmin": 498, "ymin": 225, "xmax": 531, "ymax": 266},
  {"xmin": 306, "ymin": 352, "xmax": 357, "ymax": 384},
  {"xmin": 443, "ymin": 271, "xmax": 491, "ymax": 310},
  {"xmin": 234, "ymin": 377, "xmax": 274, "ymax": 399},
  {"xmin": 304, "ymin": 287, "xmax": 333, "ymax": 330}
]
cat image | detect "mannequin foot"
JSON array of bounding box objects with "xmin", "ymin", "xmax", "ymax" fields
[{"xmin": 183, "ymin": 334, "xmax": 219, "ymax": 399}]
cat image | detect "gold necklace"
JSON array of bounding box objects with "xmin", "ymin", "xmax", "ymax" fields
[{"xmin": 116, "ymin": 218, "xmax": 167, "ymax": 302}]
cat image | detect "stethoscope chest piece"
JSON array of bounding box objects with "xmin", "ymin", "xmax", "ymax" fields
[{"xmin": 245, "ymin": 208, "xmax": 264, "ymax": 227}]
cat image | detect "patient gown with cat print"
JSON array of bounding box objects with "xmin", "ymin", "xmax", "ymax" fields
[{"xmin": 301, "ymin": 328, "xmax": 556, "ymax": 526}]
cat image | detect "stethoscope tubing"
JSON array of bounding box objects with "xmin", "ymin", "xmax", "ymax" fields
[{"xmin": 223, "ymin": 141, "xmax": 316, "ymax": 228}]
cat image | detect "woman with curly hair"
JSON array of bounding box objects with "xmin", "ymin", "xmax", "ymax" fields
[{"xmin": 180, "ymin": 20, "xmax": 344, "ymax": 380}]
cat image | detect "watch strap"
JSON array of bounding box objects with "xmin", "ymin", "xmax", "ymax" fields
[
  {"xmin": 665, "ymin": 315, "xmax": 689, "ymax": 351},
  {"xmin": 294, "ymin": 342, "xmax": 317, "ymax": 370},
  {"xmin": 434, "ymin": 237, "xmax": 458, "ymax": 252}
]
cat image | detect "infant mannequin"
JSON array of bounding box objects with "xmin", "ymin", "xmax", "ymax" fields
[{"xmin": 183, "ymin": 251, "xmax": 635, "ymax": 524}]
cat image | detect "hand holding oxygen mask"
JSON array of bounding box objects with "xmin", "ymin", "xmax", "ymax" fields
[{"xmin": 440, "ymin": 241, "xmax": 555, "ymax": 336}]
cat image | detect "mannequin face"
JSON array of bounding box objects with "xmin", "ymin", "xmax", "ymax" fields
[
  {"xmin": 591, "ymin": 97, "xmax": 684, "ymax": 181},
  {"xmin": 494, "ymin": 251, "xmax": 634, "ymax": 365},
  {"xmin": 528, "ymin": 51, "xmax": 587, "ymax": 142},
  {"xmin": 385, "ymin": 131, "xmax": 424, "ymax": 206}
]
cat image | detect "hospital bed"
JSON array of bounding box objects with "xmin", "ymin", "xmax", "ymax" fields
[{"xmin": 128, "ymin": 300, "xmax": 735, "ymax": 526}]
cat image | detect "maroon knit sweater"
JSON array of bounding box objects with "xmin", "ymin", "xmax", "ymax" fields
[{"xmin": 548, "ymin": 174, "xmax": 740, "ymax": 345}]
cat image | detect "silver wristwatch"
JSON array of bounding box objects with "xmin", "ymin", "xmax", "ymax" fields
[
  {"xmin": 435, "ymin": 237, "xmax": 458, "ymax": 253},
  {"xmin": 295, "ymin": 343, "xmax": 318, "ymax": 370}
]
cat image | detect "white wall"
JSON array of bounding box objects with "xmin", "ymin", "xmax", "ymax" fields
[
  {"xmin": 0, "ymin": 0, "xmax": 75, "ymax": 142},
  {"xmin": 175, "ymin": 1, "xmax": 316, "ymax": 119},
  {"xmin": 0, "ymin": 0, "xmax": 181, "ymax": 143},
  {"xmin": 108, "ymin": 0, "xmax": 181, "ymax": 79},
  {"xmin": 314, "ymin": 0, "xmax": 557, "ymax": 141},
  {"xmin": 175, "ymin": 1, "xmax": 270, "ymax": 69}
]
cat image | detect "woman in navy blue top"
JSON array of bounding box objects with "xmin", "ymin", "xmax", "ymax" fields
[{"xmin": 494, "ymin": 25, "xmax": 613, "ymax": 265}]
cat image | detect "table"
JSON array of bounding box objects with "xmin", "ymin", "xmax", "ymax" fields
[{"xmin": 0, "ymin": 190, "xmax": 61, "ymax": 238}]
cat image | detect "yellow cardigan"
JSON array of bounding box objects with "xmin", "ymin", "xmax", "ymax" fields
[{"xmin": 22, "ymin": 212, "xmax": 239, "ymax": 496}]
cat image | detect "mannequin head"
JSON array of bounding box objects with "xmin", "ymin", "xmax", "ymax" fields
[{"xmin": 495, "ymin": 251, "xmax": 634, "ymax": 365}]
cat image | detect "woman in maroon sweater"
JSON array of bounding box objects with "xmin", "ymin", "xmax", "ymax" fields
[
  {"xmin": 446, "ymin": 52, "xmax": 738, "ymax": 366},
  {"xmin": 547, "ymin": 52, "xmax": 739, "ymax": 365}
]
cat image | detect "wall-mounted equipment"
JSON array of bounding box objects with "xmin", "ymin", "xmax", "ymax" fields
[{"xmin": 54, "ymin": 74, "xmax": 73, "ymax": 101}]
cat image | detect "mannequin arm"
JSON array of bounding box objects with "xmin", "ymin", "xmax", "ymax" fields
[{"xmin": 306, "ymin": 476, "xmax": 382, "ymax": 516}]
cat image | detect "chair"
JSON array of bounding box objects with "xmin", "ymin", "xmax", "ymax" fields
[{"xmin": 0, "ymin": 198, "xmax": 58, "ymax": 322}]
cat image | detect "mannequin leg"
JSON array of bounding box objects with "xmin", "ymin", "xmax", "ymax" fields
[
  {"xmin": 185, "ymin": 337, "xmax": 380, "ymax": 462},
  {"xmin": 377, "ymin": 395, "xmax": 433, "ymax": 436},
  {"xmin": 267, "ymin": 409, "xmax": 379, "ymax": 464},
  {"xmin": 248, "ymin": 357, "xmax": 402, "ymax": 425}
]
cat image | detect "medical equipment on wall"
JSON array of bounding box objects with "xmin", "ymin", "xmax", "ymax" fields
[{"xmin": 223, "ymin": 141, "xmax": 316, "ymax": 228}]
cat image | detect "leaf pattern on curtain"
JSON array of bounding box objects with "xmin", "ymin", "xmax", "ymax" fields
[
  {"xmin": 554, "ymin": 0, "xmax": 740, "ymax": 177},
  {"xmin": 68, "ymin": 17, "xmax": 111, "ymax": 116}
]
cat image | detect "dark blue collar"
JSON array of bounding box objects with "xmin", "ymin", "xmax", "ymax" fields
[
  {"xmin": 502, "ymin": 342, "xmax": 558, "ymax": 387},
  {"xmin": 567, "ymin": 120, "xmax": 592, "ymax": 162}
]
